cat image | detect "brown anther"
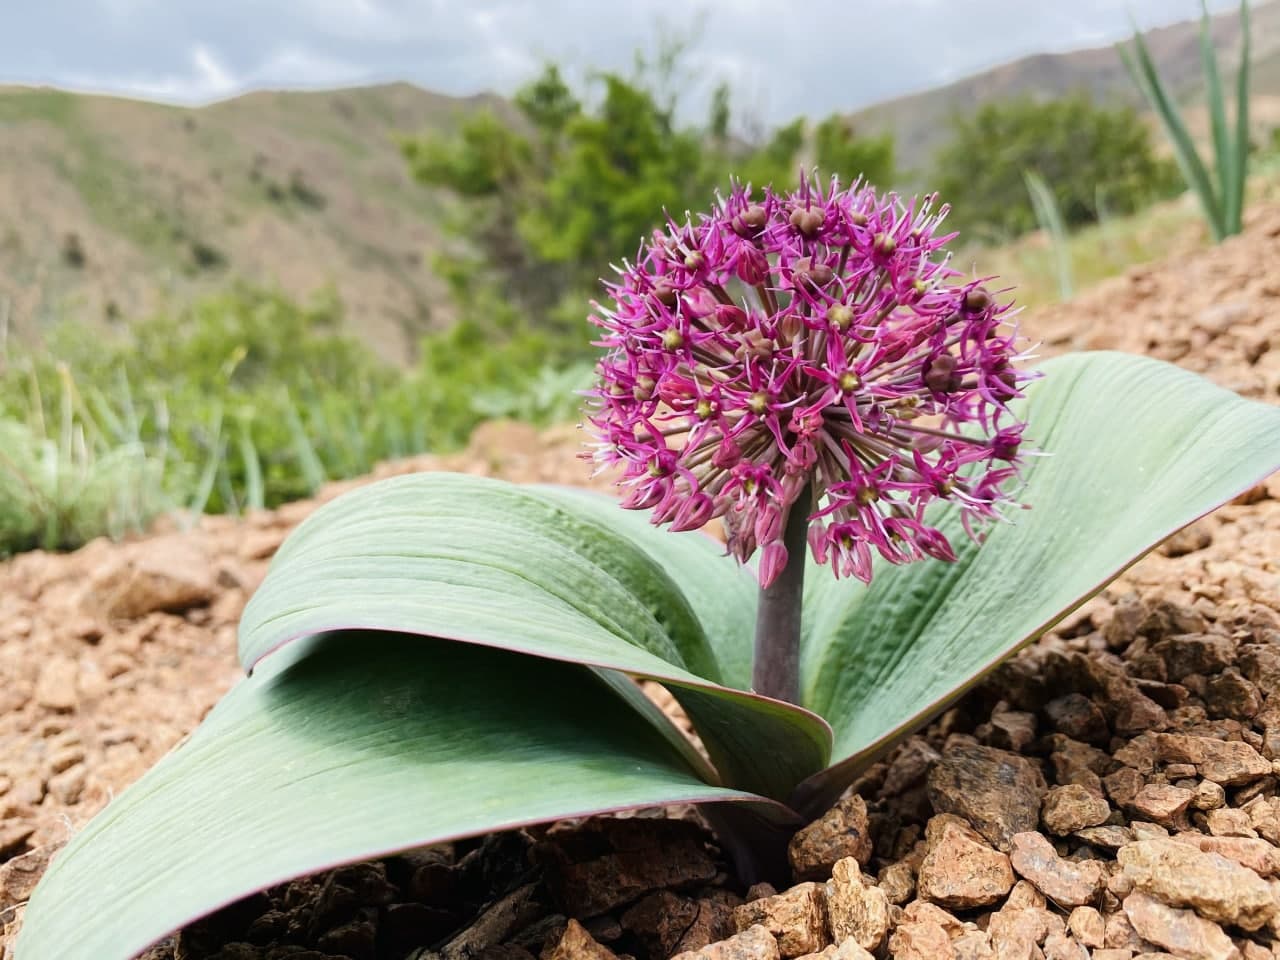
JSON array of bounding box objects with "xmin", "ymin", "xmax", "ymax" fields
[
  {"xmin": 695, "ymin": 398, "xmax": 715, "ymax": 420},
  {"xmin": 848, "ymin": 211, "xmax": 868, "ymax": 227},
  {"xmin": 732, "ymin": 205, "xmax": 768, "ymax": 238},
  {"xmin": 661, "ymin": 328, "xmax": 684, "ymax": 350},
  {"xmin": 789, "ymin": 207, "xmax": 824, "ymax": 236},
  {"xmin": 838, "ymin": 371, "xmax": 860, "ymax": 393},
  {"xmin": 748, "ymin": 391, "xmax": 770, "ymax": 415},
  {"xmin": 924, "ymin": 354, "xmax": 959, "ymax": 393},
  {"xmin": 684, "ymin": 250, "xmax": 705, "ymax": 271},
  {"xmin": 964, "ymin": 286, "xmax": 991, "ymax": 312},
  {"xmin": 792, "ymin": 256, "xmax": 833, "ymax": 291},
  {"xmin": 856, "ymin": 486, "xmax": 879, "ymax": 506},
  {"xmin": 633, "ymin": 375, "xmax": 656, "ymax": 401},
  {"xmin": 652, "ymin": 280, "xmax": 679, "ymax": 307},
  {"xmin": 873, "ymin": 233, "xmax": 896, "ymax": 257}
]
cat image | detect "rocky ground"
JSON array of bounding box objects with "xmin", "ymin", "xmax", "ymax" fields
[{"xmin": 2, "ymin": 205, "xmax": 1280, "ymax": 959}]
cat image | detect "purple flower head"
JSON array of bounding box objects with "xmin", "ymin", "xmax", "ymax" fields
[{"xmin": 585, "ymin": 174, "xmax": 1036, "ymax": 587}]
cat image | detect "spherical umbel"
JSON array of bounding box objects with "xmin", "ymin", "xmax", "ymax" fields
[{"xmin": 585, "ymin": 173, "xmax": 1036, "ymax": 587}]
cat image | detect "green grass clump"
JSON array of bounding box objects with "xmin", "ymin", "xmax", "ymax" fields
[
  {"xmin": 0, "ymin": 285, "xmax": 587, "ymax": 555},
  {"xmin": 0, "ymin": 368, "xmax": 170, "ymax": 556}
]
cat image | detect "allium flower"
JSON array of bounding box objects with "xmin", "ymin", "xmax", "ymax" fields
[{"xmin": 585, "ymin": 174, "xmax": 1035, "ymax": 588}]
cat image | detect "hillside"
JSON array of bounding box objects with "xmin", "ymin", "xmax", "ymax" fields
[
  {"xmin": 0, "ymin": 82, "xmax": 504, "ymax": 362},
  {"xmin": 849, "ymin": 0, "xmax": 1280, "ymax": 174},
  {"xmin": 2, "ymin": 2, "xmax": 1280, "ymax": 364}
]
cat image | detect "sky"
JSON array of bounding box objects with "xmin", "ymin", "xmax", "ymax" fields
[{"xmin": 0, "ymin": 0, "xmax": 1244, "ymax": 124}]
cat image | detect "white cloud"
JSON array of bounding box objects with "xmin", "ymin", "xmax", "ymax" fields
[
  {"xmin": 191, "ymin": 44, "xmax": 237, "ymax": 95},
  {"xmin": 0, "ymin": 0, "xmax": 1252, "ymax": 121}
]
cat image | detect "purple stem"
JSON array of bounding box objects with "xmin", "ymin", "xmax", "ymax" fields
[{"xmin": 751, "ymin": 484, "xmax": 812, "ymax": 704}]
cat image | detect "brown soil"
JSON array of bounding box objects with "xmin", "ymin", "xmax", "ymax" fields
[{"xmin": 3, "ymin": 205, "xmax": 1280, "ymax": 959}]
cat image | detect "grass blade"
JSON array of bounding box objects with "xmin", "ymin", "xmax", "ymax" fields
[
  {"xmin": 1119, "ymin": 26, "xmax": 1224, "ymax": 239},
  {"xmin": 237, "ymin": 417, "xmax": 265, "ymax": 513},
  {"xmin": 282, "ymin": 389, "xmax": 327, "ymax": 493},
  {"xmin": 188, "ymin": 406, "xmax": 225, "ymax": 517},
  {"xmin": 1200, "ymin": 0, "xmax": 1232, "ymax": 219},
  {"xmin": 1228, "ymin": 0, "xmax": 1251, "ymax": 234},
  {"xmin": 1023, "ymin": 170, "xmax": 1073, "ymax": 300}
]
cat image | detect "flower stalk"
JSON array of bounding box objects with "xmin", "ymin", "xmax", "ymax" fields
[{"xmin": 752, "ymin": 483, "xmax": 811, "ymax": 702}]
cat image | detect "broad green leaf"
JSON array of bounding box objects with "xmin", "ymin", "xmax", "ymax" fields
[
  {"xmin": 241, "ymin": 475, "xmax": 830, "ymax": 799},
  {"xmin": 532, "ymin": 484, "xmax": 759, "ymax": 691},
  {"xmin": 795, "ymin": 352, "xmax": 1280, "ymax": 810},
  {"xmin": 16, "ymin": 634, "xmax": 785, "ymax": 960}
]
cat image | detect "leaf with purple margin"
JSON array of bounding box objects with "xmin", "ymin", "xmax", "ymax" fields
[{"xmin": 16, "ymin": 635, "xmax": 787, "ymax": 960}]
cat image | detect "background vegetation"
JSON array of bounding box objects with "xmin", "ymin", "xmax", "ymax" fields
[{"xmin": 1, "ymin": 6, "xmax": 1276, "ymax": 556}]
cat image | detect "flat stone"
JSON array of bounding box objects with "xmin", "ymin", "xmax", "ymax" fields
[
  {"xmin": 1118, "ymin": 837, "xmax": 1277, "ymax": 931},
  {"xmin": 1155, "ymin": 735, "xmax": 1271, "ymax": 786},
  {"xmin": 732, "ymin": 882, "xmax": 827, "ymax": 959},
  {"xmin": 1009, "ymin": 832, "xmax": 1106, "ymax": 907},
  {"xmin": 792, "ymin": 941, "xmax": 873, "ymax": 960},
  {"xmin": 1104, "ymin": 910, "xmax": 1149, "ymax": 951},
  {"xmin": 1106, "ymin": 766, "xmax": 1146, "ymax": 807},
  {"xmin": 1123, "ymin": 891, "xmax": 1241, "ymax": 960},
  {"xmin": 876, "ymin": 861, "xmax": 914, "ymax": 905},
  {"xmin": 917, "ymin": 815, "xmax": 1015, "ymax": 909},
  {"xmin": 81, "ymin": 535, "xmax": 216, "ymax": 619},
  {"xmin": 1044, "ymin": 693, "xmax": 1110, "ymax": 744},
  {"xmin": 926, "ymin": 743, "xmax": 1047, "ymax": 850},
  {"xmin": 1130, "ymin": 784, "xmax": 1193, "ymax": 826},
  {"xmin": 537, "ymin": 819, "xmax": 718, "ymax": 916},
  {"xmin": 1074, "ymin": 825, "xmax": 1134, "ymax": 850},
  {"xmin": 900, "ymin": 901, "xmax": 965, "ymax": 937},
  {"xmin": 1204, "ymin": 670, "xmax": 1262, "ymax": 721},
  {"xmin": 1193, "ymin": 780, "xmax": 1228, "ymax": 811},
  {"xmin": 887, "ymin": 921, "xmax": 954, "ymax": 960},
  {"xmin": 1042, "ymin": 784, "xmax": 1111, "ymax": 835},
  {"xmin": 1042, "ymin": 931, "xmax": 1089, "ymax": 960},
  {"xmin": 622, "ymin": 891, "xmax": 734, "ymax": 959},
  {"xmin": 987, "ymin": 907, "xmax": 1049, "ymax": 960},
  {"xmin": 1170, "ymin": 834, "xmax": 1280, "ymax": 877},
  {"xmin": 1206, "ymin": 808, "xmax": 1257, "ymax": 838},
  {"xmin": 824, "ymin": 858, "xmax": 888, "ymax": 953},
  {"xmin": 672, "ymin": 925, "xmax": 781, "ymax": 960},
  {"xmin": 0, "ymin": 843, "xmax": 59, "ymax": 911},
  {"xmin": 33, "ymin": 655, "xmax": 78, "ymax": 711},
  {"xmin": 788, "ymin": 795, "xmax": 872, "ymax": 881},
  {"xmin": 1066, "ymin": 906, "xmax": 1105, "ymax": 948},
  {"xmin": 543, "ymin": 920, "xmax": 619, "ymax": 960},
  {"xmin": 1151, "ymin": 634, "xmax": 1235, "ymax": 681}
]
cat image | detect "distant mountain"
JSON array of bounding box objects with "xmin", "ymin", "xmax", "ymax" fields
[
  {"xmin": 847, "ymin": 0, "xmax": 1280, "ymax": 177},
  {"xmin": 3, "ymin": 3, "xmax": 1280, "ymax": 364},
  {"xmin": 0, "ymin": 82, "xmax": 504, "ymax": 362}
]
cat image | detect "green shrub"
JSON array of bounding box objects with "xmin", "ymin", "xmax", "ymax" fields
[
  {"xmin": 933, "ymin": 93, "xmax": 1180, "ymax": 242},
  {"xmin": 0, "ymin": 285, "xmax": 604, "ymax": 553},
  {"xmin": 405, "ymin": 53, "xmax": 897, "ymax": 364}
]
